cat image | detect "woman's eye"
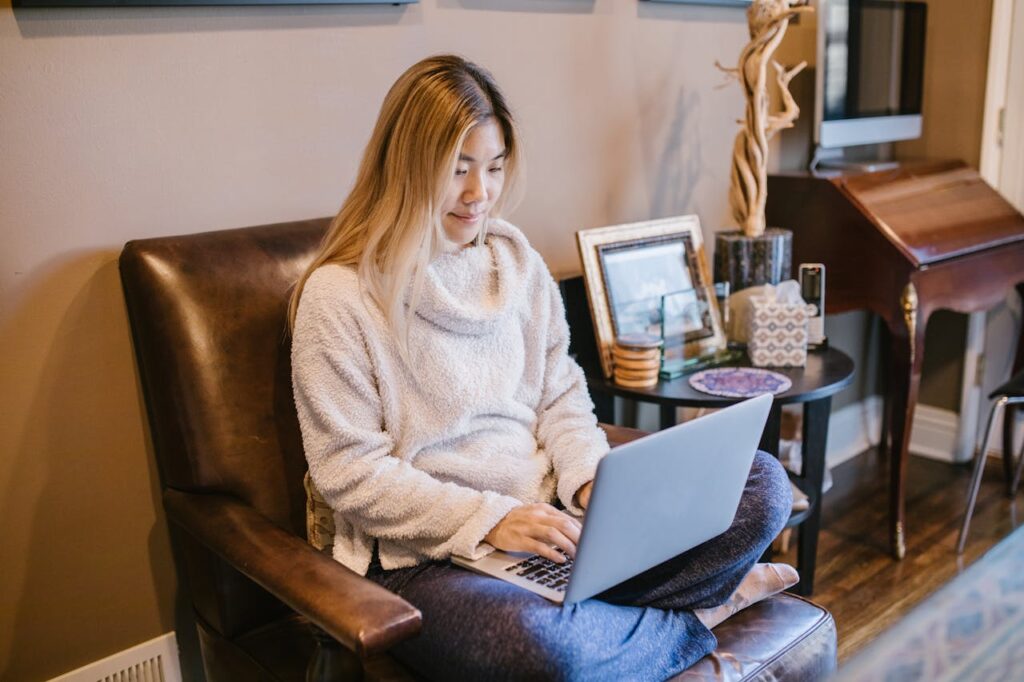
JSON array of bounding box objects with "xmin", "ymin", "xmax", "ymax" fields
[
  {"xmin": 489, "ymin": 166, "xmax": 504, "ymax": 174},
  {"xmin": 455, "ymin": 169, "xmax": 468, "ymax": 176}
]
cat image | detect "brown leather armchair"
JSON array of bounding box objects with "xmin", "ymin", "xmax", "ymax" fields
[{"xmin": 120, "ymin": 218, "xmax": 838, "ymax": 681}]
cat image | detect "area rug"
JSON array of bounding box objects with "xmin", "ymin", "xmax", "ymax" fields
[{"xmin": 837, "ymin": 524, "xmax": 1024, "ymax": 681}]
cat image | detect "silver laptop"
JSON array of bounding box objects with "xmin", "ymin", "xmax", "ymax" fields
[{"xmin": 452, "ymin": 393, "xmax": 773, "ymax": 604}]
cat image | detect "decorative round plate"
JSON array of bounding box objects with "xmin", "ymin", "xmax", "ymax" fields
[{"xmin": 688, "ymin": 367, "xmax": 792, "ymax": 398}]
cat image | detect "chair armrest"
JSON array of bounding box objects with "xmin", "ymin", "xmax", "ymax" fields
[
  {"xmin": 600, "ymin": 422, "xmax": 647, "ymax": 447},
  {"xmin": 163, "ymin": 488, "xmax": 421, "ymax": 657}
]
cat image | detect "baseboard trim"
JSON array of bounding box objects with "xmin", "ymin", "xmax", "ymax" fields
[
  {"xmin": 825, "ymin": 396, "xmax": 1022, "ymax": 467},
  {"xmin": 824, "ymin": 397, "xmax": 957, "ymax": 466},
  {"xmin": 49, "ymin": 633, "xmax": 181, "ymax": 682},
  {"xmin": 907, "ymin": 403, "xmax": 961, "ymax": 463}
]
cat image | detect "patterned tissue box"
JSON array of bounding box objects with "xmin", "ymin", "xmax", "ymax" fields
[{"xmin": 747, "ymin": 296, "xmax": 810, "ymax": 367}]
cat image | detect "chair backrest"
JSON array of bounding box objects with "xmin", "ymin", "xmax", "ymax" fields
[
  {"xmin": 120, "ymin": 218, "xmax": 329, "ymax": 637},
  {"xmin": 120, "ymin": 221, "xmax": 640, "ymax": 640},
  {"xmin": 121, "ymin": 218, "xmax": 329, "ymax": 532}
]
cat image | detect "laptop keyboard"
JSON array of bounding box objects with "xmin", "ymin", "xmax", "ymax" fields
[{"xmin": 504, "ymin": 554, "xmax": 574, "ymax": 592}]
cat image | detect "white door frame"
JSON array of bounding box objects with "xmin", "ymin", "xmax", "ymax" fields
[
  {"xmin": 960, "ymin": 0, "xmax": 1024, "ymax": 463},
  {"xmin": 998, "ymin": 0, "xmax": 1024, "ymax": 209},
  {"xmin": 979, "ymin": 0, "xmax": 1016, "ymax": 187}
]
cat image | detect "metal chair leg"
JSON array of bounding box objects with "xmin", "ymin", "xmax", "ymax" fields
[
  {"xmin": 1012, "ymin": 420, "xmax": 1024, "ymax": 497},
  {"xmin": 957, "ymin": 397, "xmax": 1007, "ymax": 554},
  {"xmin": 1003, "ymin": 404, "xmax": 1020, "ymax": 497}
]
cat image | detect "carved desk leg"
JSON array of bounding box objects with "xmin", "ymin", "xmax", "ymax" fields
[
  {"xmin": 307, "ymin": 626, "xmax": 364, "ymax": 682},
  {"xmin": 885, "ymin": 284, "xmax": 927, "ymax": 560}
]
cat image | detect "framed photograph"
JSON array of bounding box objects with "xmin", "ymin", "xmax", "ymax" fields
[{"xmin": 576, "ymin": 215, "xmax": 726, "ymax": 378}]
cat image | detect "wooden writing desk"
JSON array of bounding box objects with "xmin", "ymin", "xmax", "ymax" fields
[{"xmin": 767, "ymin": 160, "xmax": 1024, "ymax": 559}]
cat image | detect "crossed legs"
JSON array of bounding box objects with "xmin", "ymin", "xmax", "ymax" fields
[{"xmin": 366, "ymin": 451, "xmax": 792, "ymax": 681}]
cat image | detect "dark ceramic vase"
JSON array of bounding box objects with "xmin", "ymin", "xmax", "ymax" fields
[{"xmin": 713, "ymin": 228, "xmax": 793, "ymax": 292}]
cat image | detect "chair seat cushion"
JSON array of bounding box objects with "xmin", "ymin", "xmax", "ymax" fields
[{"xmin": 673, "ymin": 592, "xmax": 837, "ymax": 681}]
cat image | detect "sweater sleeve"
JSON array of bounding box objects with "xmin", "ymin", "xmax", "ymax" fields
[
  {"xmin": 292, "ymin": 280, "xmax": 522, "ymax": 562},
  {"xmin": 534, "ymin": 274, "xmax": 611, "ymax": 515}
]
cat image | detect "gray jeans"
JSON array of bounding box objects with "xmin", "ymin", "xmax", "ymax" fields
[{"xmin": 367, "ymin": 451, "xmax": 792, "ymax": 682}]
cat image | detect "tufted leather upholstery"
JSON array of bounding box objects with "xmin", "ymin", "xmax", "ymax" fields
[{"xmin": 120, "ymin": 218, "xmax": 837, "ymax": 680}]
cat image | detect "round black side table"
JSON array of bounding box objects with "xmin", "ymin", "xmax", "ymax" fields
[{"xmin": 585, "ymin": 347, "xmax": 855, "ymax": 596}]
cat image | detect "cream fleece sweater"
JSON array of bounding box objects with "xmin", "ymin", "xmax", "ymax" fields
[{"xmin": 292, "ymin": 219, "xmax": 610, "ymax": 575}]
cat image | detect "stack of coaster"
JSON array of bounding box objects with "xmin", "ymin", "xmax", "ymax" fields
[{"xmin": 612, "ymin": 334, "xmax": 663, "ymax": 388}]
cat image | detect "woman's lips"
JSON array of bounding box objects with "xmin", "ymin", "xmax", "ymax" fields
[{"xmin": 450, "ymin": 213, "xmax": 482, "ymax": 223}]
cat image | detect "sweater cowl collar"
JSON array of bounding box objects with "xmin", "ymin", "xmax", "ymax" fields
[{"xmin": 414, "ymin": 219, "xmax": 532, "ymax": 336}]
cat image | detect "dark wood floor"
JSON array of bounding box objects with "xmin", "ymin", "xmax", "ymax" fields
[{"xmin": 775, "ymin": 447, "xmax": 1023, "ymax": 662}]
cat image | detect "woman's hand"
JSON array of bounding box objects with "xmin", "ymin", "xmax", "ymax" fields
[
  {"xmin": 574, "ymin": 481, "xmax": 594, "ymax": 510},
  {"xmin": 484, "ymin": 503, "xmax": 582, "ymax": 563}
]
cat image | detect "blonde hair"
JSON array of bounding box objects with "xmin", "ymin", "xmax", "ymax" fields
[{"xmin": 288, "ymin": 55, "xmax": 522, "ymax": 353}]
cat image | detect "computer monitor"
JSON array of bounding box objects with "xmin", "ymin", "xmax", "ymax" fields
[{"xmin": 813, "ymin": 0, "xmax": 927, "ymax": 151}]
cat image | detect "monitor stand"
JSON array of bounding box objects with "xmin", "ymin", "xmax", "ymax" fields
[{"xmin": 810, "ymin": 146, "xmax": 901, "ymax": 174}]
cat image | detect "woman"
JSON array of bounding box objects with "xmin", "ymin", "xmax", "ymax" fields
[{"xmin": 290, "ymin": 54, "xmax": 795, "ymax": 680}]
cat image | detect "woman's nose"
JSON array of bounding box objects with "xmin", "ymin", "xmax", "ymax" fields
[{"xmin": 462, "ymin": 172, "xmax": 487, "ymax": 204}]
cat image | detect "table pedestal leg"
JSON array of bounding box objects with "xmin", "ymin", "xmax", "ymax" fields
[
  {"xmin": 660, "ymin": 404, "xmax": 677, "ymax": 430},
  {"xmin": 794, "ymin": 397, "xmax": 831, "ymax": 596},
  {"xmin": 759, "ymin": 403, "xmax": 783, "ymax": 457},
  {"xmin": 759, "ymin": 403, "xmax": 784, "ymax": 565}
]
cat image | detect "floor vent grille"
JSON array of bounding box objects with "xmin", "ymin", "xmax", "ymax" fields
[
  {"xmin": 49, "ymin": 633, "xmax": 181, "ymax": 682},
  {"xmin": 100, "ymin": 655, "xmax": 165, "ymax": 682}
]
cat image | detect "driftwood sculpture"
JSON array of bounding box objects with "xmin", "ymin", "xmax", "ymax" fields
[{"xmin": 719, "ymin": 0, "xmax": 813, "ymax": 237}]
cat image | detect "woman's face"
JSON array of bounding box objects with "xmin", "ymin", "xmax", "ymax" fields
[{"xmin": 440, "ymin": 119, "xmax": 506, "ymax": 247}]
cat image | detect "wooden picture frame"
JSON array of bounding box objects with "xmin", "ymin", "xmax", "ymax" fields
[{"xmin": 576, "ymin": 215, "xmax": 726, "ymax": 378}]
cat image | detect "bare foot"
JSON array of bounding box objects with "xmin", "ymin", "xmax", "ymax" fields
[{"xmin": 693, "ymin": 563, "xmax": 799, "ymax": 630}]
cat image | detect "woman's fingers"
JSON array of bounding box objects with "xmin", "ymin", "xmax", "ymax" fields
[
  {"xmin": 526, "ymin": 507, "xmax": 580, "ymax": 561},
  {"xmin": 485, "ymin": 504, "xmax": 586, "ymax": 562},
  {"xmin": 526, "ymin": 538, "xmax": 572, "ymax": 564},
  {"xmin": 540, "ymin": 527, "xmax": 577, "ymax": 561},
  {"xmin": 544, "ymin": 510, "xmax": 581, "ymax": 547}
]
